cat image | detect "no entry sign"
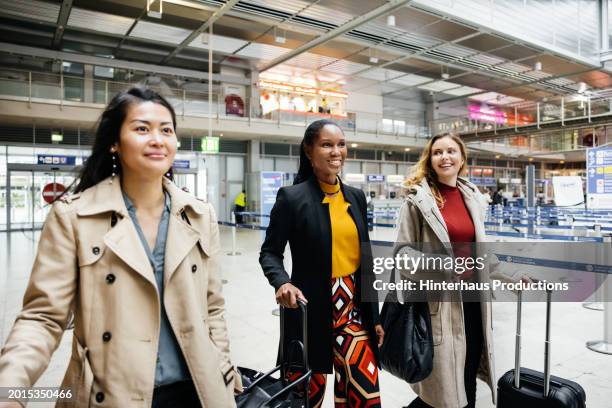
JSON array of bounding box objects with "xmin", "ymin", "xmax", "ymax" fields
[{"xmin": 42, "ymin": 183, "xmax": 66, "ymax": 204}]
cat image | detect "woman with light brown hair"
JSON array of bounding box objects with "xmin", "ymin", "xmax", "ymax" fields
[{"xmin": 396, "ymin": 133, "xmax": 496, "ymax": 408}]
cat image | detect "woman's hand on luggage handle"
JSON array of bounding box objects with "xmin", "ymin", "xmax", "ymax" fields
[
  {"xmin": 276, "ymin": 283, "xmax": 308, "ymax": 308},
  {"xmin": 375, "ymin": 324, "xmax": 385, "ymax": 347}
]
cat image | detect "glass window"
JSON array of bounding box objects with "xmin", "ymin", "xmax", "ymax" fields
[{"xmin": 94, "ymin": 66, "xmax": 115, "ymax": 79}]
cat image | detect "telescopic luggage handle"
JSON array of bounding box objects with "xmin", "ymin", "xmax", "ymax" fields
[
  {"xmin": 279, "ymin": 299, "xmax": 309, "ymax": 380},
  {"xmin": 514, "ymin": 287, "xmax": 553, "ymax": 397}
]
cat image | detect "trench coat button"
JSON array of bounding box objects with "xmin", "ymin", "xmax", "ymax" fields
[
  {"xmin": 110, "ymin": 213, "xmax": 118, "ymax": 227},
  {"xmin": 95, "ymin": 392, "xmax": 105, "ymax": 403},
  {"xmin": 191, "ymin": 264, "xmax": 197, "ymax": 273},
  {"xmin": 92, "ymin": 246, "xmax": 100, "ymax": 255},
  {"xmin": 102, "ymin": 331, "xmax": 112, "ymax": 342},
  {"xmin": 106, "ymin": 274, "xmax": 115, "ymax": 284}
]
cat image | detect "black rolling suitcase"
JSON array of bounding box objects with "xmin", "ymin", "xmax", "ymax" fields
[
  {"xmin": 235, "ymin": 300, "xmax": 311, "ymax": 408},
  {"xmin": 497, "ymin": 290, "xmax": 586, "ymax": 408}
]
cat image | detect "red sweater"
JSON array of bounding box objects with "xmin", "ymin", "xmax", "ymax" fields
[
  {"xmin": 438, "ymin": 182, "xmax": 475, "ymax": 243},
  {"xmin": 439, "ymin": 183, "xmax": 475, "ymax": 280}
]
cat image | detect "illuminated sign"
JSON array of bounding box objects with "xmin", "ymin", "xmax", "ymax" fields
[
  {"xmin": 468, "ymin": 104, "xmax": 533, "ymax": 126},
  {"xmin": 201, "ymin": 137, "xmax": 219, "ymax": 153},
  {"xmin": 258, "ymin": 80, "xmax": 347, "ymax": 98}
]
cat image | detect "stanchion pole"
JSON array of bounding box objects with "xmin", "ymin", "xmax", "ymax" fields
[
  {"xmin": 226, "ymin": 211, "xmax": 241, "ymax": 256},
  {"xmin": 586, "ymin": 235, "xmax": 612, "ymax": 354},
  {"xmin": 584, "ymin": 229, "xmax": 606, "ymax": 310},
  {"xmin": 373, "ymin": 212, "xmax": 378, "ymax": 239}
]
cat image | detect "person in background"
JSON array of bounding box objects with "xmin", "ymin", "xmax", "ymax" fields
[
  {"xmin": 0, "ymin": 87, "xmax": 239, "ymax": 408},
  {"xmin": 260, "ymin": 119, "xmax": 384, "ymax": 407},
  {"xmin": 482, "ymin": 187, "xmax": 493, "ymax": 205},
  {"xmin": 234, "ymin": 189, "xmax": 246, "ymax": 224}
]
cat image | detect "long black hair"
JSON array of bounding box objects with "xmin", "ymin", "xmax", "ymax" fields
[
  {"xmin": 293, "ymin": 119, "xmax": 342, "ymax": 185},
  {"xmin": 74, "ymin": 86, "xmax": 177, "ymax": 193}
]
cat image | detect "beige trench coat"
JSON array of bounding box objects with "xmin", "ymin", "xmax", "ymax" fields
[
  {"xmin": 0, "ymin": 177, "xmax": 238, "ymax": 407},
  {"xmin": 396, "ymin": 178, "xmax": 497, "ymax": 408}
]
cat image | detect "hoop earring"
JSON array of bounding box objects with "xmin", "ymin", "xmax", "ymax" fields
[{"xmin": 110, "ymin": 152, "xmax": 117, "ymax": 184}]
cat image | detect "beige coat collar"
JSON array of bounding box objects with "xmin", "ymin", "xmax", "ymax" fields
[
  {"xmin": 75, "ymin": 177, "xmax": 209, "ymax": 289},
  {"xmin": 405, "ymin": 177, "xmax": 486, "ymax": 244},
  {"xmin": 76, "ymin": 176, "xmax": 207, "ymax": 218}
]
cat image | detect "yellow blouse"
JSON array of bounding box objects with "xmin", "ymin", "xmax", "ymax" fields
[{"xmin": 319, "ymin": 179, "xmax": 361, "ymax": 278}]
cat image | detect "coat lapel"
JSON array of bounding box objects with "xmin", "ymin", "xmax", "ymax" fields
[
  {"xmin": 345, "ymin": 191, "xmax": 366, "ymax": 243},
  {"xmin": 104, "ymin": 216, "xmax": 156, "ymax": 287},
  {"xmin": 412, "ymin": 181, "xmax": 452, "ymax": 244},
  {"xmin": 164, "ymin": 212, "xmax": 200, "ymax": 285},
  {"xmin": 307, "ymin": 176, "xmax": 332, "ymax": 277},
  {"xmin": 163, "ymin": 179, "xmax": 208, "ymax": 286},
  {"xmin": 77, "ymin": 177, "xmax": 157, "ymax": 287},
  {"xmin": 457, "ymin": 180, "xmax": 487, "ymax": 242}
]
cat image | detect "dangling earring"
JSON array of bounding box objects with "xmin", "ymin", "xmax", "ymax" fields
[{"xmin": 110, "ymin": 151, "xmax": 117, "ymax": 184}]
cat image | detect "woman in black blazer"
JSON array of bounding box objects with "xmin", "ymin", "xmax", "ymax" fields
[{"xmin": 260, "ymin": 119, "xmax": 383, "ymax": 407}]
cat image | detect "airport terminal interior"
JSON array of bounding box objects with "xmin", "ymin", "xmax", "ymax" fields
[{"xmin": 1, "ymin": 0, "xmax": 612, "ymax": 406}]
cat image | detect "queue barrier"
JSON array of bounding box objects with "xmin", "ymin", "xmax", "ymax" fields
[{"xmin": 222, "ymin": 215, "xmax": 612, "ymax": 354}]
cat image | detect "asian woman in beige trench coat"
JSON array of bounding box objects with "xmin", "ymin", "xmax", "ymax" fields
[
  {"xmin": 395, "ymin": 134, "xmax": 523, "ymax": 408},
  {"xmin": 0, "ymin": 87, "xmax": 239, "ymax": 408}
]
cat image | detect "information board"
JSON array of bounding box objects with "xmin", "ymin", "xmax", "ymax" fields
[
  {"xmin": 587, "ymin": 146, "xmax": 612, "ymax": 209},
  {"xmin": 260, "ymin": 171, "xmax": 283, "ymax": 230},
  {"xmin": 37, "ymin": 155, "xmax": 76, "ymax": 166}
]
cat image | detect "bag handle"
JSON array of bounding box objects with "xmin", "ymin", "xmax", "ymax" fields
[{"xmin": 514, "ymin": 287, "xmax": 552, "ymax": 397}]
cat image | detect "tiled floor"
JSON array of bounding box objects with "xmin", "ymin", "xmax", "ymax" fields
[{"xmin": 1, "ymin": 228, "xmax": 611, "ymax": 407}]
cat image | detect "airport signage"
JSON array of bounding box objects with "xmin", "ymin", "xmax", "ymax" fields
[
  {"xmin": 260, "ymin": 172, "xmax": 283, "ymax": 229},
  {"xmin": 367, "ymin": 174, "xmax": 385, "ymax": 183},
  {"xmin": 587, "ymin": 146, "xmax": 612, "ymax": 209},
  {"xmin": 483, "ymin": 177, "xmax": 497, "ymax": 186},
  {"xmin": 201, "ymin": 137, "xmax": 219, "ymax": 153},
  {"xmin": 173, "ymin": 160, "xmax": 190, "ymax": 169},
  {"xmin": 37, "ymin": 155, "xmax": 76, "ymax": 166},
  {"xmin": 552, "ymin": 176, "xmax": 584, "ymax": 207},
  {"xmin": 42, "ymin": 183, "xmax": 66, "ymax": 204}
]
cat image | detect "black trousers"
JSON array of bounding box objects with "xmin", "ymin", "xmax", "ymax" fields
[
  {"xmin": 407, "ymin": 302, "xmax": 484, "ymax": 408},
  {"xmin": 234, "ymin": 204, "xmax": 245, "ymax": 224},
  {"xmin": 152, "ymin": 380, "xmax": 201, "ymax": 408}
]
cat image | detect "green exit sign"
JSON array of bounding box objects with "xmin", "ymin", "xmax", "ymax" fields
[{"xmin": 201, "ymin": 137, "xmax": 219, "ymax": 153}]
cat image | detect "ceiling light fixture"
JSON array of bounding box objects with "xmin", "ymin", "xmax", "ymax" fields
[
  {"xmin": 441, "ymin": 65, "xmax": 449, "ymax": 80},
  {"xmin": 147, "ymin": 0, "xmax": 163, "ymax": 19},
  {"xmin": 274, "ymin": 26, "xmax": 286, "ymax": 44},
  {"xmin": 495, "ymin": 154, "xmax": 501, "ymax": 159},
  {"xmin": 369, "ymin": 56, "xmax": 379, "ymax": 64},
  {"xmin": 404, "ymin": 147, "xmax": 411, "ymax": 152},
  {"xmin": 386, "ymin": 15, "xmax": 396, "ymax": 27},
  {"xmin": 534, "ymin": 61, "xmax": 542, "ymax": 71},
  {"xmin": 528, "ymin": 157, "xmax": 534, "ymax": 161},
  {"xmin": 578, "ymin": 82, "xmax": 587, "ymax": 93},
  {"xmin": 351, "ymin": 143, "xmax": 358, "ymax": 148}
]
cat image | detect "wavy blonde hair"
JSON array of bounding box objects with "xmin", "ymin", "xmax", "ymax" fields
[{"xmin": 404, "ymin": 133, "xmax": 468, "ymax": 208}]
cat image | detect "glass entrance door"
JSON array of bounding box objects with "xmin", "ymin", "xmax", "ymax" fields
[
  {"xmin": 6, "ymin": 164, "xmax": 77, "ymax": 231},
  {"xmin": 173, "ymin": 169, "xmax": 198, "ymax": 196}
]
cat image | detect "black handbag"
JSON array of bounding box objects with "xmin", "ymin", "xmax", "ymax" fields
[{"xmin": 379, "ymin": 270, "xmax": 433, "ymax": 384}]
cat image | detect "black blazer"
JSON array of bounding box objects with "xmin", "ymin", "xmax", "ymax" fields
[{"xmin": 259, "ymin": 175, "xmax": 380, "ymax": 373}]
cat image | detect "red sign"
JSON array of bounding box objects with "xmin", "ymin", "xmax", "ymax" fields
[{"xmin": 42, "ymin": 183, "xmax": 66, "ymax": 204}]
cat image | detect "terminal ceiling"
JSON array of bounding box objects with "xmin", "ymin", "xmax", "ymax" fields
[{"xmin": 1, "ymin": 0, "xmax": 612, "ymax": 109}]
